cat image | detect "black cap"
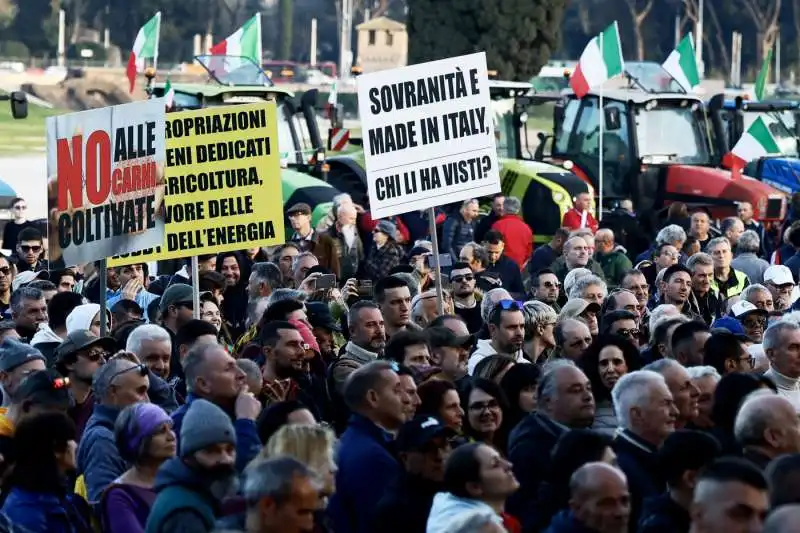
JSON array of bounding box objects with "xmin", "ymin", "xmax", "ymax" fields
[
  {"xmin": 306, "ymin": 302, "xmax": 342, "ymax": 332},
  {"xmin": 396, "ymin": 415, "xmax": 453, "ymax": 452},
  {"xmin": 159, "ymin": 283, "xmax": 210, "ymax": 313},
  {"xmin": 426, "ymin": 326, "xmax": 474, "ymax": 349},
  {"xmin": 12, "ymin": 369, "xmax": 71, "ymax": 406},
  {"xmin": 55, "ymin": 330, "xmax": 116, "ymax": 362}
]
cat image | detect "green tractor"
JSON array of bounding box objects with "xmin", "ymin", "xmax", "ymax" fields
[
  {"xmin": 325, "ymin": 80, "xmax": 593, "ymax": 244},
  {"xmin": 144, "ymin": 55, "xmax": 340, "ymax": 238}
]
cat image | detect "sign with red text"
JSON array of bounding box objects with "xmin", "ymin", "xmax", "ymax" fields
[
  {"xmin": 46, "ymin": 100, "xmax": 167, "ymax": 265},
  {"xmin": 357, "ymin": 52, "xmax": 501, "ymax": 218}
]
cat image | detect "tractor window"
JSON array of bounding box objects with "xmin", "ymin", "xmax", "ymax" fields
[
  {"xmin": 276, "ymin": 102, "xmax": 304, "ymax": 165},
  {"xmin": 636, "ymin": 105, "xmax": 711, "ymax": 165},
  {"xmin": 572, "ymin": 99, "xmax": 601, "ymax": 156},
  {"xmin": 742, "ymin": 112, "xmax": 798, "ymax": 157},
  {"xmin": 554, "ymin": 100, "xmax": 580, "ymax": 154}
]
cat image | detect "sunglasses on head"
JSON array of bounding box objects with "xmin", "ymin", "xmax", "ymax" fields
[
  {"xmin": 495, "ymin": 300, "xmax": 522, "ymax": 312},
  {"xmin": 109, "ymin": 363, "xmax": 148, "ymax": 384}
]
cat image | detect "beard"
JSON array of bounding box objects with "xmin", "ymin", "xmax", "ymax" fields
[
  {"xmin": 206, "ymin": 464, "xmax": 239, "ymax": 501},
  {"xmin": 342, "ymin": 224, "xmax": 357, "ymax": 248}
]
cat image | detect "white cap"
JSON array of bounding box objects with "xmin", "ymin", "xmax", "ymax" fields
[
  {"xmin": 764, "ymin": 265, "xmax": 795, "ymax": 286},
  {"xmin": 730, "ymin": 300, "xmax": 768, "ymax": 319},
  {"xmin": 11, "ymin": 270, "xmax": 48, "ymax": 292}
]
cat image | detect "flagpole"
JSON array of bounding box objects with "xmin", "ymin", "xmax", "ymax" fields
[
  {"xmin": 598, "ymin": 30, "xmax": 604, "ymax": 223},
  {"xmin": 153, "ymin": 11, "xmax": 161, "ymax": 71}
]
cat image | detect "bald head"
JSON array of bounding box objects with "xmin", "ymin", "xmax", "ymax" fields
[
  {"xmin": 764, "ymin": 504, "xmax": 800, "ymax": 533},
  {"xmin": 571, "ymin": 462, "xmax": 627, "ymax": 495},
  {"xmin": 735, "ymin": 393, "xmax": 800, "ymax": 456}
]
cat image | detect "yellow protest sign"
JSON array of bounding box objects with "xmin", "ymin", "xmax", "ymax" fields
[{"xmin": 108, "ymin": 102, "xmax": 284, "ymax": 267}]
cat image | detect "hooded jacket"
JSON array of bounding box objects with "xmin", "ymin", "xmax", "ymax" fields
[
  {"xmin": 468, "ymin": 339, "xmax": 527, "ymax": 375},
  {"xmin": 145, "ymin": 458, "xmax": 222, "ymax": 533},
  {"xmin": 425, "ymin": 492, "xmax": 502, "ymax": 533},
  {"xmin": 65, "ymin": 304, "xmax": 109, "ymax": 335},
  {"xmin": 31, "ymin": 325, "xmax": 63, "ymax": 366},
  {"xmin": 76, "ymin": 404, "xmax": 126, "ymax": 503}
]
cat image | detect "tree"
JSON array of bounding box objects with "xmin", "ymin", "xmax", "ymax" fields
[
  {"xmin": 738, "ymin": 0, "xmax": 781, "ymax": 62},
  {"xmin": 12, "ymin": 0, "xmax": 55, "ymax": 55},
  {"xmin": 408, "ymin": 0, "xmax": 566, "ymax": 80},
  {"xmin": 623, "ymin": 0, "xmax": 653, "ymax": 60}
]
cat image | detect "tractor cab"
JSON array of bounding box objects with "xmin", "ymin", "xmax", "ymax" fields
[
  {"xmin": 514, "ymin": 81, "xmax": 786, "ymax": 223},
  {"xmin": 707, "ymin": 95, "xmax": 800, "ymax": 193},
  {"xmin": 147, "ymin": 55, "xmax": 327, "ymax": 177}
]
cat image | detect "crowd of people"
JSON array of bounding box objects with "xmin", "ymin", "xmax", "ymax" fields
[{"xmin": 1, "ymin": 189, "xmax": 800, "ymax": 533}]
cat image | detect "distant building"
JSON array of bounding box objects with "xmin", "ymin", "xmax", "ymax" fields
[{"xmin": 355, "ymin": 16, "xmax": 407, "ymax": 73}]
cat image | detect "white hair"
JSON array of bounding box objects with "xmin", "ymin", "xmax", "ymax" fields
[
  {"xmin": 537, "ymin": 359, "xmax": 578, "ymax": 404},
  {"xmin": 481, "ymin": 288, "xmax": 512, "ymax": 322},
  {"xmin": 686, "ymin": 365, "xmax": 721, "ymax": 381},
  {"xmin": 125, "ymin": 324, "xmax": 171, "ymax": 355},
  {"xmin": 648, "ymin": 304, "xmax": 680, "ymax": 334},
  {"xmin": 778, "ymin": 312, "xmax": 800, "ymax": 326},
  {"xmin": 656, "ymin": 224, "xmax": 687, "ymax": 246},
  {"xmin": 611, "ymin": 370, "xmax": 668, "ymax": 430},
  {"xmin": 737, "ymin": 230, "xmax": 761, "ymax": 254},
  {"xmin": 741, "ymin": 283, "xmax": 770, "ymax": 303},
  {"xmin": 642, "ymin": 358, "xmax": 683, "ymax": 375},
  {"xmin": 332, "ymin": 193, "xmax": 352, "ymax": 206},
  {"xmin": 706, "ymin": 236, "xmax": 731, "ymax": 252},
  {"xmin": 568, "ymin": 274, "xmax": 607, "ymax": 301},
  {"xmin": 763, "ymin": 320, "xmax": 800, "ymax": 352},
  {"xmin": 564, "ymin": 267, "xmax": 592, "ymax": 296}
]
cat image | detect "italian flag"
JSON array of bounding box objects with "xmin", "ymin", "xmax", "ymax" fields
[
  {"xmin": 570, "ymin": 21, "xmax": 624, "ymax": 98},
  {"xmin": 730, "ymin": 116, "xmax": 780, "ymax": 167},
  {"xmin": 662, "ymin": 34, "xmax": 700, "ymax": 92},
  {"xmin": 127, "ymin": 12, "xmax": 161, "ymax": 93},
  {"xmin": 210, "ymin": 14, "xmax": 262, "ymax": 64},
  {"xmin": 754, "ymin": 48, "xmax": 773, "ymax": 101},
  {"xmin": 164, "ymin": 78, "xmax": 174, "ymax": 109}
]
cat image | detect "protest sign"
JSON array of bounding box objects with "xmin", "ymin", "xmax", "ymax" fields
[
  {"xmin": 46, "ymin": 100, "xmax": 167, "ymax": 265},
  {"xmin": 357, "ymin": 52, "xmax": 501, "ymax": 219},
  {"xmin": 108, "ymin": 101, "xmax": 283, "ymax": 267}
]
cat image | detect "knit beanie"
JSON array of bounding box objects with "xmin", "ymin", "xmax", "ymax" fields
[{"xmin": 180, "ymin": 399, "xmax": 236, "ymax": 458}]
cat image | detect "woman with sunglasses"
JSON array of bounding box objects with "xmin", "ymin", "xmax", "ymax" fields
[
  {"xmin": 461, "ymin": 378, "xmax": 510, "ymax": 454},
  {"xmin": 99, "ymin": 403, "xmax": 176, "ymax": 533},
  {"xmin": 578, "ymin": 335, "xmax": 642, "ymax": 435}
]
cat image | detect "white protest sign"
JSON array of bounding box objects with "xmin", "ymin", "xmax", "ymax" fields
[{"xmin": 357, "ymin": 52, "xmax": 501, "ymax": 219}]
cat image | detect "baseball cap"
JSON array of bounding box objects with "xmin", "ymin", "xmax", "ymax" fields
[
  {"xmin": 12, "ymin": 368, "xmax": 70, "ymax": 406},
  {"xmin": 159, "ymin": 283, "xmax": 210, "ymax": 313},
  {"xmin": 54, "ymin": 330, "xmax": 116, "ymax": 362},
  {"xmin": 306, "ymin": 302, "xmax": 342, "ymax": 332},
  {"xmin": 286, "ymin": 202, "xmax": 312, "ymax": 216},
  {"xmin": 375, "ymin": 220, "xmax": 397, "ymax": 239},
  {"xmin": 426, "ymin": 326, "xmax": 474, "ymax": 350},
  {"xmin": 764, "ymin": 265, "xmax": 795, "ymax": 286},
  {"xmin": 0, "ymin": 338, "xmax": 45, "ymax": 373},
  {"xmin": 730, "ymin": 301, "xmax": 769, "ymax": 320},
  {"xmin": 396, "ymin": 415, "xmax": 454, "ymax": 452},
  {"xmin": 11, "ymin": 270, "xmax": 49, "ymax": 292},
  {"xmin": 559, "ymin": 298, "xmax": 602, "ymax": 319},
  {"xmin": 711, "ymin": 316, "xmax": 747, "ymax": 338}
]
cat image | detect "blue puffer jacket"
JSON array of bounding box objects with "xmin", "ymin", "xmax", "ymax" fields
[
  {"xmin": 76, "ymin": 404, "xmax": 126, "ymax": 503},
  {"xmin": 441, "ymin": 214, "xmax": 476, "ymax": 261},
  {"xmin": 1, "ymin": 489, "xmax": 92, "ymax": 533}
]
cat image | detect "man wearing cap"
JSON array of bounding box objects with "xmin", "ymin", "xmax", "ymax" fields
[
  {"xmin": 0, "ymin": 338, "xmax": 45, "ymax": 413},
  {"xmin": 764, "ymin": 265, "xmax": 797, "ymax": 312},
  {"xmin": 306, "ymin": 301, "xmax": 341, "ymax": 365},
  {"xmin": 364, "ymin": 219, "xmax": 404, "ymax": 281},
  {"xmin": 558, "ymin": 299, "xmax": 601, "ymax": 337},
  {"xmin": 9, "ymin": 286, "xmax": 47, "ymax": 341},
  {"xmin": 427, "ymin": 326, "xmax": 472, "ymax": 387},
  {"xmin": 730, "ymin": 301, "xmax": 769, "ymax": 343},
  {"xmin": 0, "ymin": 368, "xmax": 70, "ymax": 467},
  {"xmin": 659, "ymin": 264, "xmax": 703, "ymax": 322},
  {"xmin": 373, "ymin": 415, "xmax": 454, "ymax": 533},
  {"xmin": 146, "ymin": 399, "xmax": 240, "ymax": 533},
  {"xmin": 287, "ymin": 202, "xmax": 318, "ymax": 253},
  {"xmin": 54, "ymin": 329, "xmax": 115, "ymax": 440},
  {"xmin": 10, "ymin": 270, "xmax": 48, "ymax": 294}
]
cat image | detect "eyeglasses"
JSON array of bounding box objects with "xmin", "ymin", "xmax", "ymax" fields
[
  {"xmin": 469, "ymin": 399, "xmax": 500, "ymax": 412},
  {"xmin": 19, "ymin": 245, "xmax": 41, "ymax": 253},
  {"xmin": 742, "ymin": 317, "xmax": 767, "ymax": 328},
  {"xmin": 615, "ymin": 328, "xmax": 640, "ymax": 339},
  {"xmin": 451, "ymin": 275, "xmax": 475, "ymax": 283},
  {"xmin": 739, "ymin": 355, "xmax": 756, "ymax": 369},
  {"xmin": 109, "ymin": 363, "xmax": 148, "ymax": 384},
  {"xmin": 83, "ymin": 348, "xmax": 109, "ymax": 362}
]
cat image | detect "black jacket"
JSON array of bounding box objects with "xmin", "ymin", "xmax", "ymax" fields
[
  {"xmin": 637, "ymin": 492, "xmax": 690, "ymax": 533},
  {"xmin": 743, "ymin": 448, "xmax": 773, "ymax": 472},
  {"xmin": 506, "ymin": 412, "xmax": 568, "ymax": 532},
  {"xmin": 486, "ymin": 255, "xmax": 524, "ymax": 297},
  {"xmin": 372, "ymin": 473, "xmax": 441, "ymax": 533},
  {"xmin": 613, "ymin": 431, "xmax": 664, "ymax": 532}
]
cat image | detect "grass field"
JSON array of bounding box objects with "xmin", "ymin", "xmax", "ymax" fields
[{"xmin": 0, "ymin": 97, "xmax": 62, "ymax": 156}]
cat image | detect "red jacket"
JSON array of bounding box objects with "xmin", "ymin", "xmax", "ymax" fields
[
  {"xmin": 491, "ymin": 214, "xmax": 533, "ymax": 270},
  {"xmin": 562, "ymin": 207, "xmax": 598, "ymax": 233}
]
